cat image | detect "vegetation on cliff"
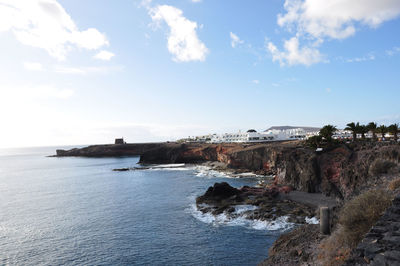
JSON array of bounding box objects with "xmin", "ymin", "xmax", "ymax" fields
[{"xmin": 303, "ymin": 189, "xmax": 392, "ymax": 266}]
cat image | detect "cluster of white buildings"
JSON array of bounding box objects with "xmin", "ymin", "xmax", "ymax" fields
[
  {"xmin": 184, "ymin": 127, "xmax": 396, "ymax": 144},
  {"xmin": 187, "ymin": 126, "xmax": 321, "ymax": 144}
]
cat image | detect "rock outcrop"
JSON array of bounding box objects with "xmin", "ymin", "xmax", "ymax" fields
[
  {"xmin": 196, "ymin": 182, "xmax": 243, "ymax": 204},
  {"xmin": 196, "ymin": 182, "xmax": 316, "ymax": 224},
  {"xmin": 55, "ymin": 143, "xmax": 164, "ymax": 157}
]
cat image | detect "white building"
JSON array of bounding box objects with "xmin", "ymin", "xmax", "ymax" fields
[
  {"xmin": 332, "ymin": 130, "xmax": 353, "ymax": 139},
  {"xmin": 206, "ymin": 127, "xmax": 320, "ymax": 143},
  {"xmin": 210, "ymin": 131, "xmax": 276, "ymax": 143}
]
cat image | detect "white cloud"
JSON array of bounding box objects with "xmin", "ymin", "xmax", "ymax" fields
[
  {"xmin": 94, "ymin": 50, "xmax": 115, "ymax": 61},
  {"xmin": 0, "ymin": 0, "xmax": 109, "ymax": 60},
  {"xmin": 230, "ymin": 32, "xmax": 244, "ymax": 48},
  {"xmin": 252, "ymin": 80, "xmax": 260, "ymax": 84},
  {"xmin": 269, "ymin": 0, "xmax": 400, "ymax": 66},
  {"xmin": 387, "ymin": 46, "xmax": 400, "ymax": 56},
  {"xmin": 23, "ymin": 61, "xmax": 44, "ymax": 71},
  {"xmin": 326, "ymin": 87, "xmax": 331, "ymax": 93},
  {"xmin": 267, "ymin": 37, "xmax": 323, "ymax": 66},
  {"xmin": 278, "ymin": 0, "xmax": 400, "ymax": 40},
  {"xmin": 150, "ymin": 5, "xmax": 208, "ymax": 62},
  {"xmin": 53, "ymin": 65, "xmax": 123, "ymax": 75},
  {"xmin": 191, "ymin": 0, "xmax": 202, "ymax": 3},
  {"xmin": 140, "ymin": 0, "xmax": 153, "ymax": 9},
  {"xmin": 345, "ymin": 53, "xmax": 375, "ymax": 63}
]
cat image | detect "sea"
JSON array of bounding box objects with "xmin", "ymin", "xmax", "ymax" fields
[{"xmin": 0, "ymin": 146, "xmax": 293, "ymax": 266}]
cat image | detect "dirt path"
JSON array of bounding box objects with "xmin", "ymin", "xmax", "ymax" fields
[{"xmin": 280, "ymin": 191, "xmax": 338, "ymax": 209}]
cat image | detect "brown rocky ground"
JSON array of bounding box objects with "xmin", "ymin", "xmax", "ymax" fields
[{"xmin": 259, "ymin": 224, "xmax": 326, "ymax": 266}]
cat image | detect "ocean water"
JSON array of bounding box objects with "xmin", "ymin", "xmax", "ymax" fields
[{"xmin": 0, "ymin": 146, "xmax": 286, "ymax": 265}]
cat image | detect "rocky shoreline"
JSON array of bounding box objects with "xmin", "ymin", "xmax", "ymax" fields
[
  {"xmin": 56, "ymin": 141, "xmax": 400, "ymax": 199},
  {"xmin": 195, "ymin": 182, "xmax": 328, "ymax": 225},
  {"xmin": 54, "ymin": 141, "xmax": 400, "ymax": 265}
]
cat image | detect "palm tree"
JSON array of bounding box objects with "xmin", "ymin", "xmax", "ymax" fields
[
  {"xmin": 358, "ymin": 124, "xmax": 369, "ymax": 139},
  {"xmin": 319, "ymin": 125, "xmax": 337, "ymax": 141},
  {"xmin": 388, "ymin": 124, "xmax": 399, "ymax": 141},
  {"xmin": 367, "ymin": 122, "xmax": 378, "ymax": 140},
  {"xmin": 345, "ymin": 122, "xmax": 357, "ymax": 141},
  {"xmin": 377, "ymin": 125, "xmax": 387, "ymax": 140}
]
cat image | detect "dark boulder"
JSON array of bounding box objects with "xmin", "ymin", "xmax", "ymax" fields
[{"xmin": 196, "ymin": 182, "xmax": 242, "ymax": 204}]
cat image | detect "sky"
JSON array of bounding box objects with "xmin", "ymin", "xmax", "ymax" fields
[{"xmin": 0, "ymin": 0, "xmax": 400, "ymax": 148}]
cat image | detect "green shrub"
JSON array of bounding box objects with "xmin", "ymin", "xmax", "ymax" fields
[{"xmin": 306, "ymin": 135, "xmax": 322, "ymax": 148}]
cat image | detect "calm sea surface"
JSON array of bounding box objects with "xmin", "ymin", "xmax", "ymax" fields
[{"xmin": 0, "ymin": 146, "xmax": 283, "ymax": 265}]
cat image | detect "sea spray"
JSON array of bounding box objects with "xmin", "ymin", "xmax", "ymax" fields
[{"xmin": 188, "ymin": 204, "xmax": 295, "ymax": 231}]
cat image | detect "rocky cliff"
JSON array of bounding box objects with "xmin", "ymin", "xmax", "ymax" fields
[
  {"xmin": 140, "ymin": 141, "xmax": 400, "ymax": 200},
  {"xmin": 55, "ymin": 141, "xmax": 400, "ymax": 200}
]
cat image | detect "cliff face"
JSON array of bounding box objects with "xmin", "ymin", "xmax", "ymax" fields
[
  {"xmin": 56, "ymin": 141, "xmax": 400, "ymax": 200},
  {"xmin": 140, "ymin": 142, "xmax": 400, "ymax": 200},
  {"xmin": 138, "ymin": 143, "xmax": 246, "ymax": 164}
]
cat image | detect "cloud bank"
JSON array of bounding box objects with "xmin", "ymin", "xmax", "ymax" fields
[
  {"xmin": 268, "ymin": 0, "xmax": 400, "ymax": 66},
  {"xmin": 0, "ymin": 0, "xmax": 110, "ymax": 60}
]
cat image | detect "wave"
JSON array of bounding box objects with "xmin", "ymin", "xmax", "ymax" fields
[
  {"xmin": 188, "ymin": 204, "xmax": 294, "ymax": 231},
  {"xmin": 305, "ymin": 216, "xmax": 319, "ymax": 224},
  {"xmin": 235, "ymin": 172, "xmax": 265, "ymax": 178},
  {"xmin": 145, "ymin": 163, "xmax": 191, "ymax": 171},
  {"xmin": 136, "ymin": 163, "xmax": 264, "ymax": 179},
  {"xmin": 150, "ymin": 164, "xmax": 186, "ymax": 168},
  {"xmin": 194, "ymin": 165, "xmax": 232, "ymax": 178}
]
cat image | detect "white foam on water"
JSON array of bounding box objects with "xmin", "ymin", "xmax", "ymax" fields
[
  {"xmin": 236, "ymin": 172, "xmax": 265, "ymax": 178},
  {"xmin": 234, "ymin": 205, "xmax": 258, "ymax": 214},
  {"xmin": 251, "ymin": 216, "xmax": 294, "ymax": 231},
  {"xmin": 194, "ymin": 165, "xmax": 233, "ymax": 178},
  {"xmin": 188, "ymin": 204, "xmax": 294, "ymax": 231},
  {"xmin": 138, "ymin": 163, "xmax": 265, "ymax": 179},
  {"xmin": 150, "ymin": 163, "xmax": 186, "ymax": 168},
  {"xmin": 146, "ymin": 163, "xmax": 191, "ymax": 171},
  {"xmin": 305, "ymin": 217, "xmax": 319, "ymax": 224}
]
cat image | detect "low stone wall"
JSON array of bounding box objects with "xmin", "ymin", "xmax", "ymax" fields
[{"xmin": 345, "ymin": 193, "xmax": 400, "ymax": 265}]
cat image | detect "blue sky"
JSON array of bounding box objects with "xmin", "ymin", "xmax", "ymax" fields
[{"xmin": 0, "ymin": 0, "xmax": 400, "ymax": 147}]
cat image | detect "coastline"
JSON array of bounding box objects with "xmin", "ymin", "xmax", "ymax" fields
[{"xmin": 54, "ymin": 141, "xmax": 400, "ymax": 265}]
